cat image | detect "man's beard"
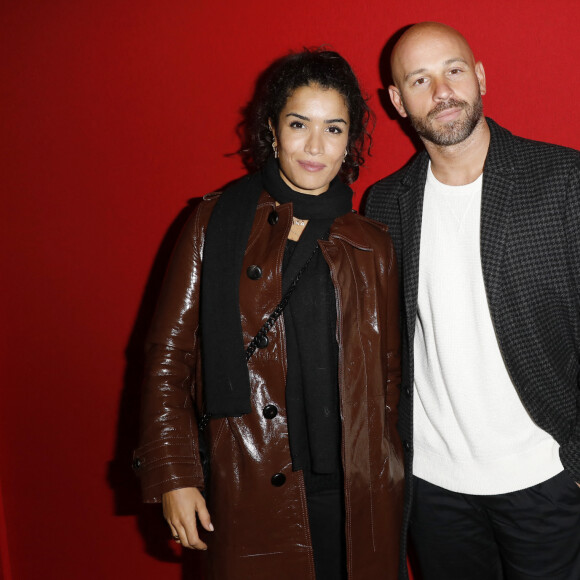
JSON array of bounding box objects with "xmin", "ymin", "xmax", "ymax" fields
[{"xmin": 405, "ymin": 94, "xmax": 483, "ymax": 146}]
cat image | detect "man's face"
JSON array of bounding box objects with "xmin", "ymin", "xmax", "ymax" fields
[{"xmin": 389, "ymin": 28, "xmax": 486, "ymax": 147}]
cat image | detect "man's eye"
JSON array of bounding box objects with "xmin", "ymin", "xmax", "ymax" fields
[
  {"xmin": 414, "ymin": 77, "xmax": 427, "ymax": 86},
  {"xmin": 449, "ymin": 68, "xmax": 462, "ymax": 75}
]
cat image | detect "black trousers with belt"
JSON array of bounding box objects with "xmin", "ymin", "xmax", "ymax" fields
[{"xmin": 409, "ymin": 471, "xmax": 580, "ymax": 580}]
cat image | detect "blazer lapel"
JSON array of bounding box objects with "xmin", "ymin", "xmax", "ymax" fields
[
  {"xmin": 399, "ymin": 152, "xmax": 429, "ymax": 347},
  {"xmin": 480, "ymin": 119, "xmax": 516, "ymax": 315},
  {"xmin": 395, "ymin": 119, "xmax": 515, "ymax": 351}
]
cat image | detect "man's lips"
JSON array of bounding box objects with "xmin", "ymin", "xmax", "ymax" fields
[
  {"xmin": 298, "ymin": 161, "xmax": 326, "ymax": 172},
  {"xmin": 433, "ymin": 107, "xmax": 462, "ymax": 122},
  {"xmin": 428, "ymin": 101, "xmax": 466, "ymax": 122}
]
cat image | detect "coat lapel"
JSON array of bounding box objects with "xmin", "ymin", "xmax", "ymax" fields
[
  {"xmin": 480, "ymin": 119, "xmax": 516, "ymax": 315},
  {"xmin": 395, "ymin": 120, "xmax": 515, "ymax": 352},
  {"xmin": 398, "ymin": 152, "xmax": 429, "ymax": 348}
]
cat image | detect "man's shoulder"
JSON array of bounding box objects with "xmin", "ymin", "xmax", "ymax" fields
[
  {"xmin": 512, "ymin": 133, "xmax": 579, "ymax": 161},
  {"xmin": 370, "ymin": 167, "xmax": 407, "ymax": 195},
  {"xmin": 365, "ymin": 151, "xmax": 429, "ymax": 222},
  {"xmin": 488, "ymin": 118, "xmax": 579, "ymax": 173},
  {"xmin": 370, "ymin": 151, "xmax": 428, "ymax": 194}
]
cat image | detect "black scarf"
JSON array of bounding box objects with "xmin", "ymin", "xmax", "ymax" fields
[
  {"xmin": 201, "ymin": 156, "xmax": 352, "ymax": 422},
  {"xmin": 282, "ymin": 238, "xmax": 342, "ymax": 474}
]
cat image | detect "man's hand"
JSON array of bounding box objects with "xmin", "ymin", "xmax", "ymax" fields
[{"xmin": 162, "ymin": 487, "xmax": 214, "ymax": 549}]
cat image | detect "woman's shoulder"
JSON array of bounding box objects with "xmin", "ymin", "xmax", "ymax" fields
[
  {"xmin": 169, "ymin": 193, "xmax": 222, "ymax": 248},
  {"xmin": 330, "ymin": 211, "xmax": 395, "ymax": 260},
  {"xmin": 185, "ymin": 191, "xmax": 222, "ymax": 227},
  {"xmin": 199, "ymin": 191, "xmax": 222, "ymax": 210},
  {"xmin": 335, "ymin": 210, "xmax": 392, "ymax": 240},
  {"xmin": 348, "ymin": 211, "xmax": 390, "ymax": 234},
  {"xmin": 202, "ymin": 191, "xmax": 221, "ymax": 199}
]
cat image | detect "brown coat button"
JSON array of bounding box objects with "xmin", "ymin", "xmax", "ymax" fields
[
  {"xmin": 271, "ymin": 473, "xmax": 286, "ymax": 487},
  {"xmin": 247, "ymin": 265, "xmax": 262, "ymax": 280},
  {"xmin": 263, "ymin": 404, "xmax": 278, "ymax": 419}
]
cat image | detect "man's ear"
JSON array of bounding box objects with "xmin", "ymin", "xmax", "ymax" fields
[
  {"xmin": 475, "ymin": 61, "xmax": 487, "ymax": 96},
  {"xmin": 388, "ymin": 85, "xmax": 407, "ymax": 118}
]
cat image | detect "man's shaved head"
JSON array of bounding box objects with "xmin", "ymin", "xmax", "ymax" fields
[{"xmin": 391, "ymin": 22, "xmax": 476, "ymax": 88}]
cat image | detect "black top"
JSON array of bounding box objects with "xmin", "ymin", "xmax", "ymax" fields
[{"xmin": 283, "ymin": 239, "xmax": 342, "ymax": 493}]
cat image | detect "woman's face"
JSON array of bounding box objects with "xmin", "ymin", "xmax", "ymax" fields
[{"xmin": 271, "ymin": 84, "xmax": 349, "ymax": 196}]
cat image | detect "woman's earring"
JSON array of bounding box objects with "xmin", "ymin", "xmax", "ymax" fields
[
  {"xmin": 342, "ymin": 149, "xmax": 348, "ymax": 164},
  {"xmin": 268, "ymin": 123, "xmax": 279, "ymax": 159}
]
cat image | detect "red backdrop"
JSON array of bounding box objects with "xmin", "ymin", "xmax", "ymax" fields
[{"xmin": 2, "ymin": 1, "xmax": 579, "ymax": 578}]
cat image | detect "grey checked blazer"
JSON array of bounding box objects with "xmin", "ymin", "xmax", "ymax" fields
[{"xmin": 366, "ymin": 118, "xmax": 580, "ymax": 579}]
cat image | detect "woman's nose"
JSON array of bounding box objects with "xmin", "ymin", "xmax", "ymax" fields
[{"xmin": 305, "ymin": 130, "xmax": 323, "ymax": 155}]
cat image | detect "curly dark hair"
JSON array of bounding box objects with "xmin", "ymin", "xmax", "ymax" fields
[{"xmin": 239, "ymin": 48, "xmax": 373, "ymax": 184}]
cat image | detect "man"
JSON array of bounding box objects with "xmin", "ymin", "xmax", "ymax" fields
[{"xmin": 366, "ymin": 22, "xmax": 580, "ymax": 580}]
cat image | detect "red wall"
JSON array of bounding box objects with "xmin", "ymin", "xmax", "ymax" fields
[{"xmin": 2, "ymin": 1, "xmax": 579, "ymax": 578}]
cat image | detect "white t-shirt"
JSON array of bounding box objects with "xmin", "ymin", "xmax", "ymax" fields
[{"xmin": 412, "ymin": 163, "xmax": 562, "ymax": 495}]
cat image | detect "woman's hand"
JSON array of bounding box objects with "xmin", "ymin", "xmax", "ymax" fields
[{"xmin": 162, "ymin": 487, "xmax": 214, "ymax": 549}]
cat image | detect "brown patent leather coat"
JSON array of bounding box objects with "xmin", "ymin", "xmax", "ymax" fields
[{"xmin": 134, "ymin": 190, "xmax": 404, "ymax": 579}]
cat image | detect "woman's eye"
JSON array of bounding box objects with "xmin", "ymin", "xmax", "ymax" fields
[
  {"xmin": 327, "ymin": 126, "xmax": 343, "ymax": 135},
  {"xmin": 289, "ymin": 121, "xmax": 305, "ymax": 129}
]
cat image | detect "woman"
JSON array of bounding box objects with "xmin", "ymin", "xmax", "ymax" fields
[{"xmin": 133, "ymin": 49, "xmax": 404, "ymax": 579}]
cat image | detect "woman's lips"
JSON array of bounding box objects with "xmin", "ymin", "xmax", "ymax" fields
[{"xmin": 298, "ymin": 160, "xmax": 326, "ymax": 172}]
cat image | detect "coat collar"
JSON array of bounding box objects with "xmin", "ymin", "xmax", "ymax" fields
[
  {"xmin": 484, "ymin": 118, "xmax": 516, "ymax": 175},
  {"xmin": 397, "ymin": 151, "xmax": 429, "ymax": 334},
  {"xmin": 329, "ymin": 212, "xmax": 375, "ymax": 250},
  {"xmin": 395, "ymin": 117, "xmax": 517, "ymax": 334},
  {"xmin": 397, "ymin": 117, "xmax": 516, "ymax": 185},
  {"xmin": 261, "ymin": 191, "xmax": 374, "ymax": 251},
  {"xmin": 479, "ymin": 118, "xmax": 516, "ymax": 310}
]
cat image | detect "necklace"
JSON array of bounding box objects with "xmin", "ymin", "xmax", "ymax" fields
[{"xmin": 292, "ymin": 216, "xmax": 307, "ymax": 227}]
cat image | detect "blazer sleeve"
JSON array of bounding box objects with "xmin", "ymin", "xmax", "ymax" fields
[
  {"xmin": 559, "ymin": 153, "xmax": 580, "ymax": 482},
  {"xmin": 132, "ymin": 203, "xmax": 208, "ymax": 502}
]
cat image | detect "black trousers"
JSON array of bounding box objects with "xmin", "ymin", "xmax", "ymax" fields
[
  {"xmin": 306, "ymin": 488, "xmax": 347, "ymax": 580},
  {"xmin": 409, "ymin": 471, "xmax": 580, "ymax": 580}
]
